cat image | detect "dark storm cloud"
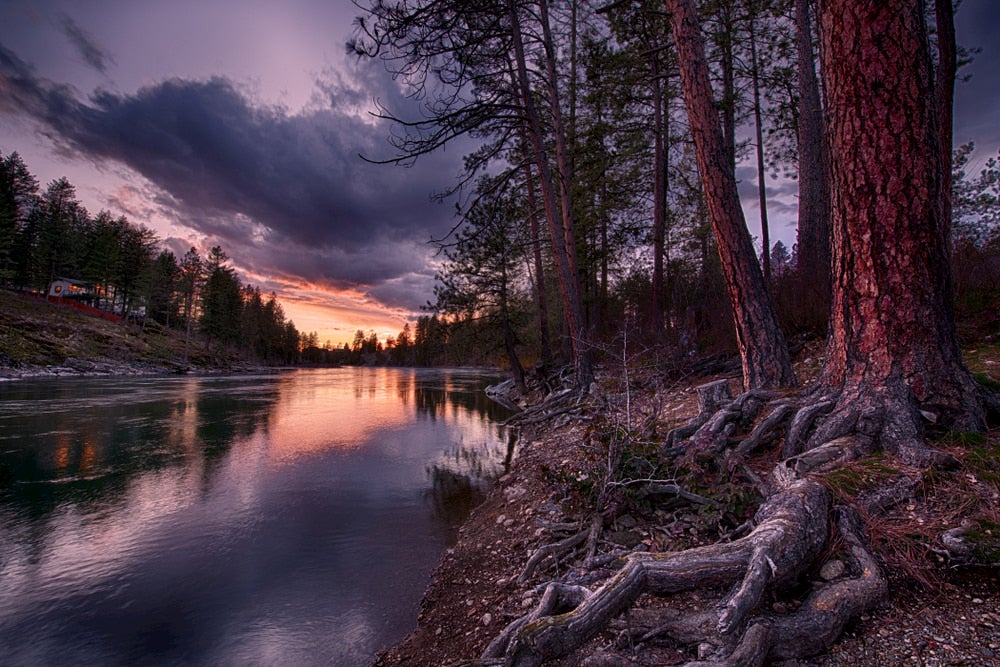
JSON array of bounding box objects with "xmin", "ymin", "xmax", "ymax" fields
[
  {"xmin": 58, "ymin": 14, "xmax": 114, "ymax": 74},
  {"xmin": 954, "ymin": 2, "xmax": 1000, "ymax": 149},
  {"xmin": 0, "ymin": 42, "xmax": 460, "ymax": 307}
]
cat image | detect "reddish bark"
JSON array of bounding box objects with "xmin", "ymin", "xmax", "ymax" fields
[
  {"xmin": 666, "ymin": 0, "xmax": 794, "ymax": 391},
  {"xmin": 817, "ymin": 0, "xmax": 982, "ymax": 434}
]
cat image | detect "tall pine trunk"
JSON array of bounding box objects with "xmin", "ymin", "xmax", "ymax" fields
[
  {"xmin": 817, "ymin": 0, "xmax": 982, "ymax": 434},
  {"xmin": 794, "ymin": 0, "xmax": 832, "ymax": 320},
  {"xmin": 666, "ymin": 0, "xmax": 794, "ymax": 390},
  {"xmin": 651, "ymin": 50, "xmax": 669, "ymax": 331},
  {"xmin": 749, "ymin": 14, "xmax": 771, "ymax": 286},
  {"xmin": 508, "ymin": 0, "xmax": 593, "ymax": 389},
  {"xmin": 523, "ymin": 153, "xmax": 553, "ymax": 366}
]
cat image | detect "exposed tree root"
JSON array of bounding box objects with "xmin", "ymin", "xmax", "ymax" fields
[
  {"xmin": 734, "ymin": 401, "xmax": 795, "ymax": 457},
  {"xmin": 477, "ymin": 376, "xmax": 995, "ymax": 666},
  {"xmin": 484, "ymin": 473, "xmax": 833, "ymax": 666},
  {"xmin": 518, "ymin": 517, "xmax": 602, "ymax": 584},
  {"xmin": 664, "ymin": 380, "xmax": 734, "ymax": 447}
]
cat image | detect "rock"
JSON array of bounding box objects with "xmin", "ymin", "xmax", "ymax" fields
[
  {"xmin": 820, "ymin": 559, "xmax": 846, "ymax": 581},
  {"xmin": 482, "ymin": 613, "xmax": 492, "ymax": 626},
  {"xmin": 607, "ymin": 530, "xmax": 643, "ymax": 549},
  {"xmin": 504, "ymin": 485, "xmax": 527, "ymax": 500}
]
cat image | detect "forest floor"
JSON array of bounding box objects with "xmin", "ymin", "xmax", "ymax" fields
[
  {"xmin": 0, "ymin": 288, "xmax": 256, "ymax": 378},
  {"xmin": 374, "ymin": 337, "xmax": 1000, "ymax": 667}
]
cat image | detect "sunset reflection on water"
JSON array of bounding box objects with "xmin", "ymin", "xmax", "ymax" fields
[{"xmin": 0, "ymin": 368, "xmax": 513, "ymax": 666}]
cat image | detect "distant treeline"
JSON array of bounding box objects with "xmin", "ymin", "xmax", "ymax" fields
[{"xmin": 0, "ymin": 150, "xmax": 310, "ymax": 364}]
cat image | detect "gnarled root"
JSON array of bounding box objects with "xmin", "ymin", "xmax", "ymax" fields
[
  {"xmin": 665, "ymin": 384, "xmax": 779, "ymax": 455},
  {"xmin": 518, "ymin": 516, "xmax": 602, "ymax": 584},
  {"xmin": 606, "ymin": 507, "xmax": 886, "ymax": 667},
  {"xmin": 487, "ymin": 475, "xmax": 830, "ymax": 667},
  {"xmin": 483, "ymin": 583, "xmax": 593, "ymax": 660}
]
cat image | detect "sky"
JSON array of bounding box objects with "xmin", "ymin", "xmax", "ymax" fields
[{"xmin": 1, "ymin": 1, "xmax": 999, "ymax": 346}]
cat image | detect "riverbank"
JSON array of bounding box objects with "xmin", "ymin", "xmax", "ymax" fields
[
  {"xmin": 375, "ymin": 345, "xmax": 1000, "ymax": 666},
  {"xmin": 0, "ymin": 289, "xmax": 261, "ymax": 380}
]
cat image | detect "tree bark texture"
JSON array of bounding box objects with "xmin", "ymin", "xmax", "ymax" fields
[
  {"xmin": 666, "ymin": 0, "xmax": 794, "ymax": 391},
  {"xmin": 817, "ymin": 0, "xmax": 982, "ymax": 433}
]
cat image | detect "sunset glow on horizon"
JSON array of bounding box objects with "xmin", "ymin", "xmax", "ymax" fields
[{"xmin": 0, "ymin": 0, "xmax": 461, "ymax": 344}]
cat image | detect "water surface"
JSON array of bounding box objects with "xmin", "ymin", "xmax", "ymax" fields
[{"xmin": 0, "ymin": 367, "xmax": 513, "ymax": 666}]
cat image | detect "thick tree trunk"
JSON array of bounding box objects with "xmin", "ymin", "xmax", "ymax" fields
[
  {"xmin": 794, "ymin": 0, "xmax": 831, "ymax": 306},
  {"xmin": 666, "ymin": 0, "xmax": 794, "ymax": 391},
  {"xmin": 817, "ymin": 0, "xmax": 983, "ymax": 436}
]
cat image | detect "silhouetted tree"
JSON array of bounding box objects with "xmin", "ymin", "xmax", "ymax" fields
[
  {"xmin": 0, "ymin": 151, "xmax": 38, "ymax": 285},
  {"xmin": 433, "ymin": 176, "xmax": 529, "ymax": 391}
]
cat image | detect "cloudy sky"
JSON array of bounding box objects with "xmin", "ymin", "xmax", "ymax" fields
[{"xmin": 2, "ymin": 1, "xmax": 999, "ymax": 345}]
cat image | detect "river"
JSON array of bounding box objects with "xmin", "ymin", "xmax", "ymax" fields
[{"xmin": 0, "ymin": 367, "xmax": 515, "ymax": 666}]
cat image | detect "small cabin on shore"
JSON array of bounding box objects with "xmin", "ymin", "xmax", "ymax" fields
[{"xmin": 47, "ymin": 278, "xmax": 92, "ymax": 301}]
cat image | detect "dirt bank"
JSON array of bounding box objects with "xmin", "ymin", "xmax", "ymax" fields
[{"xmin": 0, "ymin": 289, "xmax": 257, "ymax": 379}]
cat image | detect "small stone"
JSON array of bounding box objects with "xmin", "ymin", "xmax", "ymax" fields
[
  {"xmin": 482, "ymin": 613, "xmax": 493, "ymax": 626},
  {"xmin": 820, "ymin": 559, "xmax": 846, "ymax": 581},
  {"xmin": 435, "ymin": 627, "xmax": 442, "ymax": 636},
  {"xmin": 697, "ymin": 643, "xmax": 715, "ymax": 660},
  {"xmin": 504, "ymin": 485, "xmax": 527, "ymax": 500},
  {"xmin": 973, "ymin": 598, "xmax": 984, "ymax": 604},
  {"xmin": 496, "ymin": 514, "xmax": 507, "ymax": 525}
]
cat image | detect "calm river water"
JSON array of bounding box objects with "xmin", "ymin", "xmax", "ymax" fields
[{"xmin": 0, "ymin": 368, "xmax": 515, "ymax": 666}]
